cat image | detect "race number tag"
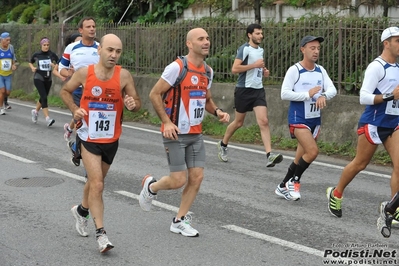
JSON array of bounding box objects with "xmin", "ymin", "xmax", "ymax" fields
[
  {"xmin": 189, "ymin": 98, "xmax": 206, "ymax": 126},
  {"xmin": 39, "ymin": 59, "xmax": 51, "ymax": 71},
  {"xmin": 88, "ymin": 110, "xmax": 116, "ymax": 139},
  {"xmin": 304, "ymin": 99, "xmax": 321, "ymax": 119},
  {"xmin": 1, "ymin": 59, "xmax": 11, "ymax": 71},
  {"xmin": 385, "ymin": 100, "xmax": 399, "ymax": 116},
  {"xmin": 252, "ymin": 67, "xmax": 262, "ymax": 83}
]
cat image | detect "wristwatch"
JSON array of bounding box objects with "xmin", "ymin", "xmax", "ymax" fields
[
  {"xmin": 383, "ymin": 93, "xmax": 394, "ymax": 101},
  {"xmin": 214, "ymin": 108, "xmax": 223, "ymax": 117}
]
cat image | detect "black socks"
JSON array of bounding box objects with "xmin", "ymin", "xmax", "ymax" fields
[
  {"xmin": 280, "ymin": 162, "xmax": 297, "ymax": 188},
  {"xmin": 293, "ymin": 157, "xmax": 311, "ymax": 182},
  {"xmin": 96, "ymin": 227, "xmax": 106, "ymax": 239},
  {"xmin": 77, "ymin": 204, "xmax": 89, "ymax": 218}
]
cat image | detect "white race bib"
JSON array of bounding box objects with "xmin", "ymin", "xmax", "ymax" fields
[
  {"xmin": 39, "ymin": 59, "xmax": 51, "ymax": 71},
  {"xmin": 189, "ymin": 98, "xmax": 206, "ymax": 126},
  {"xmin": 252, "ymin": 67, "xmax": 263, "ymax": 83},
  {"xmin": 385, "ymin": 100, "xmax": 399, "ymax": 116},
  {"xmin": 88, "ymin": 110, "xmax": 117, "ymax": 139},
  {"xmin": 304, "ymin": 99, "xmax": 321, "ymax": 119},
  {"xmin": 1, "ymin": 59, "xmax": 11, "ymax": 71}
]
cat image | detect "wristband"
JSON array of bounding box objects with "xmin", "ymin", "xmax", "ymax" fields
[
  {"xmin": 383, "ymin": 93, "xmax": 394, "ymax": 102},
  {"xmin": 321, "ymin": 93, "xmax": 326, "ymax": 98},
  {"xmin": 214, "ymin": 108, "xmax": 223, "ymax": 117}
]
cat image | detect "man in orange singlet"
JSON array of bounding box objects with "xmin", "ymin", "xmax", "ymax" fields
[
  {"xmin": 139, "ymin": 28, "xmax": 230, "ymax": 237},
  {"xmin": 60, "ymin": 33, "xmax": 141, "ymax": 253}
]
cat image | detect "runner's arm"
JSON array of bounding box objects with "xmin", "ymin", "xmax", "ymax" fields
[{"xmin": 121, "ymin": 69, "xmax": 141, "ymax": 112}]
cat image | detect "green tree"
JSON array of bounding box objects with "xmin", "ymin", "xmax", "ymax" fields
[
  {"xmin": 93, "ymin": 0, "xmax": 121, "ymax": 23},
  {"xmin": 194, "ymin": 0, "xmax": 231, "ymax": 16},
  {"xmin": 137, "ymin": 0, "xmax": 195, "ymax": 23}
]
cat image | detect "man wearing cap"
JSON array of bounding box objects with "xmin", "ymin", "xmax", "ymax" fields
[
  {"xmin": 275, "ymin": 35, "xmax": 336, "ymax": 201},
  {"xmin": 0, "ymin": 32, "xmax": 17, "ymax": 114},
  {"xmin": 216, "ymin": 23, "xmax": 283, "ymax": 167},
  {"xmin": 326, "ymin": 27, "xmax": 399, "ymax": 230}
]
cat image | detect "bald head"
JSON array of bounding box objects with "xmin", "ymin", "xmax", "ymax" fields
[
  {"xmin": 186, "ymin": 28, "xmax": 207, "ymax": 42},
  {"xmin": 98, "ymin": 33, "xmax": 123, "ymax": 68},
  {"xmin": 185, "ymin": 28, "xmax": 210, "ymax": 59},
  {"xmin": 100, "ymin": 33, "xmax": 122, "ymax": 48}
]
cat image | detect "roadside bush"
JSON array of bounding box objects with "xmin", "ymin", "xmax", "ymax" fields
[
  {"xmin": 40, "ymin": 5, "xmax": 51, "ymax": 22},
  {"xmin": 0, "ymin": 14, "xmax": 7, "ymax": 23},
  {"xmin": 19, "ymin": 5, "xmax": 40, "ymax": 24},
  {"xmin": 9, "ymin": 3, "xmax": 30, "ymax": 22}
]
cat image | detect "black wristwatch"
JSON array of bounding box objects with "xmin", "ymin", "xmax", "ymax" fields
[
  {"xmin": 214, "ymin": 108, "xmax": 223, "ymax": 117},
  {"xmin": 383, "ymin": 93, "xmax": 394, "ymax": 102}
]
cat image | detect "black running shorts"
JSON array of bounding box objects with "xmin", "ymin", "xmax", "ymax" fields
[{"xmin": 234, "ymin": 87, "xmax": 267, "ymax": 113}]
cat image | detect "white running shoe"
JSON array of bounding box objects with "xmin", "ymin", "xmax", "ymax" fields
[
  {"xmin": 170, "ymin": 215, "xmax": 199, "ymax": 237},
  {"xmin": 71, "ymin": 205, "xmax": 89, "ymax": 237},
  {"xmin": 139, "ymin": 175, "xmax": 157, "ymax": 211},
  {"xmin": 64, "ymin": 123, "xmax": 72, "ymax": 141},
  {"xmin": 97, "ymin": 233, "xmax": 114, "ymax": 253},
  {"xmin": 217, "ymin": 141, "xmax": 228, "ymax": 162},
  {"xmin": 0, "ymin": 108, "xmax": 5, "ymax": 115},
  {"xmin": 46, "ymin": 117, "xmax": 55, "ymax": 127},
  {"xmin": 286, "ymin": 178, "xmax": 301, "ymax": 201},
  {"xmin": 275, "ymin": 185, "xmax": 291, "ymax": 200},
  {"xmin": 31, "ymin": 109, "xmax": 38, "ymax": 123}
]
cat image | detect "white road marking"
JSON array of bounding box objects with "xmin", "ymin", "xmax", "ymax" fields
[
  {"xmin": 36, "ymin": 164, "xmax": 364, "ymax": 262},
  {"xmin": 122, "ymin": 124, "xmax": 391, "ymax": 179},
  {"xmin": 46, "ymin": 168, "xmax": 86, "ymax": 182},
  {"xmin": 6, "ymin": 101, "xmax": 393, "ymax": 180},
  {"xmin": 222, "ymin": 224, "xmax": 372, "ymax": 265},
  {"xmin": 0, "ymin": 150, "xmax": 35, "ymax": 163},
  {"xmin": 115, "ymin": 190, "xmax": 192, "ymax": 214}
]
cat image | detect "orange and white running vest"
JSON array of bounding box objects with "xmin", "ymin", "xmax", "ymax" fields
[
  {"xmin": 162, "ymin": 59, "xmax": 209, "ymax": 134},
  {"xmin": 77, "ymin": 64, "xmax": 123, "ymax": 143}
]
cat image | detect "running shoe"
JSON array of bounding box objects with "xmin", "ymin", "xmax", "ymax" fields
[
  {"xmin": 170, "ymin": 215, "xmax": 199, "ymax": 237},
  {"xmin": 46, "ymin": 117, "xmax": 55, "ymax": 127},
  {"xmin": 31, "ymin": 109, "xmax": 38, "ymax": 123},
  {"xmin": 266, "ymin": 153, "xmax": 283, "ymax": 167},
  {"xmin": 97, "ymin": 232, "xmax": 114, "ymax": 253},
  {"xmin": 286, "ymin": 178, "xmax": 301, "ymax": 201},
  {"xmin": 139, "ymin": 175, "xmax": 157, "ymax": 211},
  {"xmin": 5, "ymin": 103, "xmax": 11, "ymax": 109},
  {"xmin": 275, "ymin": 185, "xmax": 292, "ymax": 200},
  {"xmin": 0, "ymin": 108, "xmax": 5, "ymax": 115},
  {"xmin": 217, "ymin": 141, "xmax": 228, "ymax": 162},
  {"xmin": 377, "ymin": 201, "xmax": 393, "ymax": 238},
  {"xmin": 71, "ymin": 205, "xmax": 89, "ymax": 237},
  {"xmin": 64, "ymin": 123, "xmax": 72, "ymax": 141},
  {"xmin": 68, "ymin": 140, "xmax": 80, "ymax": 166},
  {"xmin": 326, "ymin": 187, "xmax": 342, "ymax": 218}
]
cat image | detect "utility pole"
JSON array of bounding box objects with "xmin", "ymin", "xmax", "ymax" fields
[
  {"xmin": 254, "ymin": 0, "xmax": 261, "ymax": 23},
  {"xmin": 232, "ymin": 0, "xmax": 238, "ymax": 10}
]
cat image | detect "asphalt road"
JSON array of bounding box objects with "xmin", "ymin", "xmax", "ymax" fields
[{"xmin": 1, "ymin": 100, "xmax": 398, "ymax": 266}]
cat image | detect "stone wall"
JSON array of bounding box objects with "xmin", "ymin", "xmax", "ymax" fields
[{"xmin": 181, "ymin": 5, "xmax": 399, "ymax": 23}]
